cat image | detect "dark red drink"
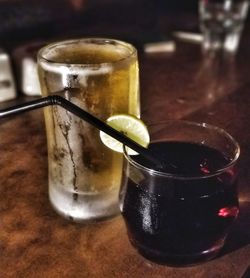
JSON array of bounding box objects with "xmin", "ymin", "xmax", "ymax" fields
[{"xmin": 120, "ymin": 141, "xmax": 239, "ymax": 265}]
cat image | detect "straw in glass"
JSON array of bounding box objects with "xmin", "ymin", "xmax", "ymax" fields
[{"xmin": 0, "ymin": 94, "xmax": 165, "ymax": 168}]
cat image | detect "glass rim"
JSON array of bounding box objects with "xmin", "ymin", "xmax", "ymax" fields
[
  {"xmin": 37, "ymin": 37, "xmax": 137, "ymax": 67},
  {"xmin": 199, "ymin": 0, "xmax": 249, "ymax": 4},
  {"xmin": 124, "ymin": 120, "xmax": 240, "ymax": 180}
]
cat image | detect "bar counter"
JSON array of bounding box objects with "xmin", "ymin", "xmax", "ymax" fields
[{"xmin": 1, "ymin": 29, "xmax": 250, "ymax": 277}]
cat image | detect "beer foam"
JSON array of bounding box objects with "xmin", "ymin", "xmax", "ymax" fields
[
  {"xmin": 43, "ymin": 42, "xmax": 132, "ymax": 64},
  {"xmin": 40, "ymin": 61, "xmax": 113, "ymax": 88}
]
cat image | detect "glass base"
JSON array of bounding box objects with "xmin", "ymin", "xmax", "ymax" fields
[
  {"xmin": 49, "ymin": 183, "xmax": 120, "ymax": 223},
  {"xmin": 131, "ymin": 238, "xmax": 225, "ymax": 266},
  {"xmin": 202, "ymin": 31, "xmax": 241, "ymax": 55}
]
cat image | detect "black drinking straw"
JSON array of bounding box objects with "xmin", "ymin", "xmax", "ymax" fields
[{"xmin": 0, "ymin": 95, "xmax": 163, "ymax": 168}]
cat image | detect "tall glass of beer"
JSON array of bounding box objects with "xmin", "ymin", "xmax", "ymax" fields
[{"xmin": 37, "ymin": 38, "xmax": 140, "ymax": 222}]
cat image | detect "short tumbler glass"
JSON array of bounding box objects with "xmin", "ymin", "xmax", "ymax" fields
[
  {"xmin": 120, "ymin": 121, "xmax": 240, "ymax": 265},
  {"xmin": 199, "ymin": 0, "xmax": 249, "ymax": 54}
]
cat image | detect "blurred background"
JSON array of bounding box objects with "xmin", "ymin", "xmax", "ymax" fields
[
  {"xmin": 0, "ymin": 0, "xmax": 201, "ymax": 100},
  {"xmin": 1, "ymin": 0, "xmax": 249, "ymax": 101},
  {"xmin": 0, "ymin": 0, "xmax": 199, "ymax": 48}
]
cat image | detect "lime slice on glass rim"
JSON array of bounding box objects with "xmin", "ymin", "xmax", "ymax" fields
[{"xmin": 99, "ymin": 114, "xmax": 150, "ymax": 155}]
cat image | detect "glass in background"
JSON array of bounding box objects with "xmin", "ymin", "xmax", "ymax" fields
[{"xmin": 199, "ymin": 0, "xmax": 249, "ymax": 54}]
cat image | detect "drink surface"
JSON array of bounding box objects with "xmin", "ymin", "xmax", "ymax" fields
[
  {"xmin": 45, "ymin": 42, "xmax": 134, "ymax": 64},
  {"xmin": 38, "ymin": 40, "xmax": 139, "ymax": 221},
  {"xmin": 121, "ymin": 141, "xmax": 239, "ymax": 264}
]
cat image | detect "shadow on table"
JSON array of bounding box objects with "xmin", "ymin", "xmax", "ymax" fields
[{"xmin": 219, "ymin": 201, "xmax": 250, "ymax": 257}]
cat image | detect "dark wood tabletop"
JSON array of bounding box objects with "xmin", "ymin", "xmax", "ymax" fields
[{"xmin": 1, "ymin": 11, "xmax": 250, "ymax": 277}]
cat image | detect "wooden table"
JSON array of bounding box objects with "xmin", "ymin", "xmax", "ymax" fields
[{"xmin": 1, "ymin": 24, "xmax": 250, "ymax": 278}]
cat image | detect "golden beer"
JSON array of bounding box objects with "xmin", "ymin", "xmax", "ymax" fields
[{"xmin": 38, "ymin": 39, "xmax": 140, "ymax": 222}]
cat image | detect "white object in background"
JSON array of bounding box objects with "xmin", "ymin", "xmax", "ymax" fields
[
  {"xmin": 144, "ymin": 41, "xmax": 176, "ymax": 54},
  {"xmin": 12, "ymin": 41, "xmax": 44, "ymax": 96},
  {"xmin": 22, "ymin": 57, "xmax": 41, "ymax": 96},
  {"xmin": 0, "ymin": 49, "xmax": 16, "ymax": 102},
  {"xmin": 172, "ymin": 31, "xmax": 203, "ymax": 44}
]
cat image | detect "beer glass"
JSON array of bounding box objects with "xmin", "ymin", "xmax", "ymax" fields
[{"xmin": 37, "ymin": 38, "xmax": 140, "ymax": 222}]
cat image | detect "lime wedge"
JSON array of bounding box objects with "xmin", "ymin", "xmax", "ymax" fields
[{"xmin": 100, "ymin": 114, "xmax": 150, "ymax": 155}]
